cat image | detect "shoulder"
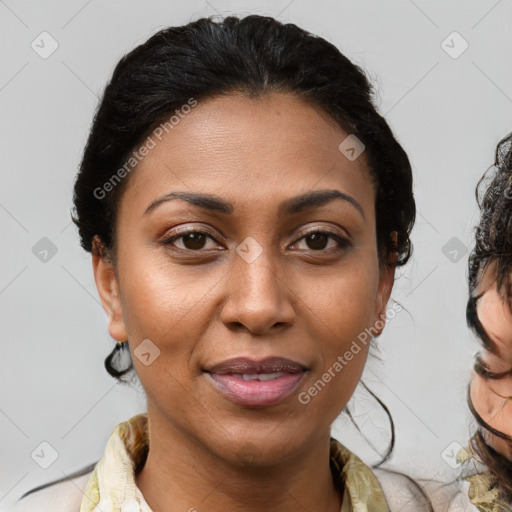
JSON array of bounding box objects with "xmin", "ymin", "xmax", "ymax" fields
[
  {"xmin": 372, "ymin": 467, "xmax": 433, "ymax": 511},
  {"xmin": 374, "ymin": 468, "xmax": 481, "ymax": 512},
  {"xmin": 330, "ymin": 438, "xmax": 432, "ymax": 510},
  {"xmin": 12, "ymin": 468, "xmax": 94, "ymax": 512}
]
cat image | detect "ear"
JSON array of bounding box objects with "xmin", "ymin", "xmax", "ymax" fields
[
  {"xmin": 373, "ymin": 232, "xmax": 398, "ymax": 336},
  {"xmin": 91, "ymin": 236, "xmax": 128, "ymax": 342}
]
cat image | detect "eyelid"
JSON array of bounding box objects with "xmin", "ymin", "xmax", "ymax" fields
[
  {"xmin": 159, "ymin": 225, "xmax": 222, "ymax": 249},
  {"xmin": 295, "ymin": 223, "xmax": 351, "ymax": 240},
  {"xmin": 474, "ymin": 352, "xmax": 512, "ymax": 381}
]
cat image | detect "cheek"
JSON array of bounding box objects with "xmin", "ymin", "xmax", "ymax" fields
[
  {"xmin": 304, "ymin": 259, "xmax": 380, "ymax": 341},
  {"xmin": 118, "ymin": 246, "xmax": 217, "ymax": 331},
  {"xmin": 116, "ymin": 253, "xmax": 225, "ymax": 387},
  {"xmin": 295, "ymin": 262, "xmax": 377, "ymax": 410},
  {"xmin": 298, "ymin": 334, "xmax": 370, "ymax": 427}
]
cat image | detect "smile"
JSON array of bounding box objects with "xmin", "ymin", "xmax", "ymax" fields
[{"xmin": 204, "ymin": 371, "xmax": 306, "ymax": 407}]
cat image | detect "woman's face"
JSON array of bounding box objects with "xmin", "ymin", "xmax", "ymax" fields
[
  {"xmin": 93, "ymin": 92, "xmax": 395, "ymax": 465},
  {"xmin": 471, "ymin": 263, "xmax": 512, "ymax": 458}
]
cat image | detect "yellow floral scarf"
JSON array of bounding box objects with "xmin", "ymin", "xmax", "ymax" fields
[
  {"xmin": 80, "ymin": 413, "xmax": 390, "ymax": 512},
  {"xmin": 457, "ymin": 442, "xmax": 508, "ymax": 512}
]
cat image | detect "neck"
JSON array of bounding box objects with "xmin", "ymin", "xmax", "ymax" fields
[{"xmin": 135, "ymin": 408, "xmax": 343, "ymax": 512}]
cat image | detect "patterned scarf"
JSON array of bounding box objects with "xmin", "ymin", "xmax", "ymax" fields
[
  {"xmin": 79, "ymin": 413, "xmax": 390, "ymax": 512},
  {"xmin": 457, "ymin": 441, "xmax": 509, "ymax": 512}
]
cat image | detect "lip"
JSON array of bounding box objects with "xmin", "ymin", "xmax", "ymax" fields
[
  {"xmin": 203, "ymin": 356, "xmax": 308, "ymax": 407},
  {"xmin": 204, "ymin": 356, "xmax": 308, "ymax": 374}
]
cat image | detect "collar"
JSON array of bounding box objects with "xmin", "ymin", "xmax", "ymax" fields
[{"xmin": 80, "ymin": 413, "xmax": 390, "ymax": 512}]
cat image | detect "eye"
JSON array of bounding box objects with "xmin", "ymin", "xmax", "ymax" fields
[
  {"xmin": 160, "ymin": 227, "xmax": 351, "ymax": 254},
  {"xmin": 160, "ymin": 229, "xmax": 222, "ymax": 251},
  {"xmin": 291, "ymin": 229, "xmax": 351, "ymax": 252}
]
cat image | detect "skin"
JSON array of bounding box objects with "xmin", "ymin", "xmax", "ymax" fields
[
  {"xmin": 92, "ymin": 92, "xmax": 395, "ymax": 512},
  {"xmin": 470, "ymin": 262, "xmax": 512, "ymax": 460}
]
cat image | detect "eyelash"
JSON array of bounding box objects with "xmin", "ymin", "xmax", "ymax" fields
[{"xmin": 160, "ymin": 227, "xmax": 351, "ymax": 254}]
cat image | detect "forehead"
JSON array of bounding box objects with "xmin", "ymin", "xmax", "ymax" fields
[{"xmin": 120, "ymin": 92, "xmax": 374, "ymax": 218}]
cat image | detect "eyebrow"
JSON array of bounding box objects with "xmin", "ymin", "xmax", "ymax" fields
[{"xmin": 143, "ymin": 189, "xmax": 365, "ymax": 221}]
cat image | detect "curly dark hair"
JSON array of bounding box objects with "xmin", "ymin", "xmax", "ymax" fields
[{"xmin": 466, "ymin": 131, "xmax": 512, "ymax": 503}]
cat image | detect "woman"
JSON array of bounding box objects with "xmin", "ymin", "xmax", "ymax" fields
[
  {"xmin": 15, "ymin": 14, "xmax": 434, "ymax": 512},
  {"xmin": 458, "ymin": 132, "xmax": 512, "ymax": 511}
]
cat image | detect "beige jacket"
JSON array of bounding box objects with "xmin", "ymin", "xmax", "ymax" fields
[{"xmin": 12, "ymin": 413, "xmax": 479, "ymax": 512}]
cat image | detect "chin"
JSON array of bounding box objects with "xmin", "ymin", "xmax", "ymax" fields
[{"xmin": 199, "ymin": 424, "xmax": 315, "ymax": 469}]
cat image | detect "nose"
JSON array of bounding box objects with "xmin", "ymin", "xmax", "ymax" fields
[{"xmin": 220, "ymin": 247, "xmax": 296, "ymax": 336}]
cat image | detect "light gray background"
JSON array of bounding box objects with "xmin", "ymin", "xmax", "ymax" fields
[{"xmin": 1, "ymin": 0, "xmax": 512, "ymax": 508}]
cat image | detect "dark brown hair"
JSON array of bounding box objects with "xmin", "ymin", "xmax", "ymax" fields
[{"xmin": 466, "ymin": 132, "xmax": 512, "ymax": 503}]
